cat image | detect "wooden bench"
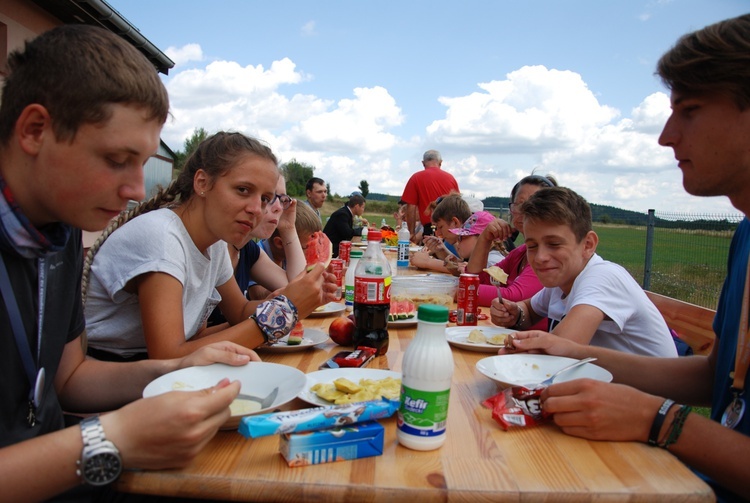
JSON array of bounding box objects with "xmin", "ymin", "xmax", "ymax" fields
[{"xmin": 645, "ymin": 291, "xmax": 716, "ymax": 356}]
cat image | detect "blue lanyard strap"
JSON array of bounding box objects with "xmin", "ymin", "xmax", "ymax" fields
[{"xmin": 0, "ymin": 255, "xmax": 37, "ymax": 400}]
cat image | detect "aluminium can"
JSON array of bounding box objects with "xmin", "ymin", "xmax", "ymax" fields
[
  {"xmin": 339, "ymin": 241, "xmax": 352, "ymax": 266},
  {"xmin": 456, "ymin": 273, "xmax": 480, "ymax": 326},
  {"xmin": 328, "ymin": 258, "xmax": 345, "ymax": 301}
]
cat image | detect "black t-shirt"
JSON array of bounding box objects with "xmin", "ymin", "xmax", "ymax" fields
[{"xmin": 0, "ymin": 229, "xmax": 85, "ymax": 447}]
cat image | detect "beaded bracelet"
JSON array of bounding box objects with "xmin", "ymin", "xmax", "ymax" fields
[
  {"xmin": 660, "ymin": 405, "xmax": 692, "ymax": 449},
  {"xmin": 648, "ymin": 398, "xmax": 675, "ymax": 446}
]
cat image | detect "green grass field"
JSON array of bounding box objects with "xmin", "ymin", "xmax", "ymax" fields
[{"xmin": 594, "ymin": 224, "xmax": 733, "ymax": 309}]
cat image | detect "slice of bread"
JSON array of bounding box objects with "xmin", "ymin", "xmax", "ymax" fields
[{"xmin": 483, "ymin": 266, "xmax": 509, "ymax": 285}]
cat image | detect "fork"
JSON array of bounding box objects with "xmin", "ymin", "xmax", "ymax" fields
[
  {"xmin": 236, "ymin": 386, "xmax": 279, "ymax": 409},
  {"xmin": 532, "ymin": 357, "xmax": 598, "ymax": 388}
]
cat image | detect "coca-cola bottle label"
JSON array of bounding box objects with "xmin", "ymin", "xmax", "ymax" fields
[{"xmin": 354, "ymin": 277, "xmax": 391, "ymax": 304}]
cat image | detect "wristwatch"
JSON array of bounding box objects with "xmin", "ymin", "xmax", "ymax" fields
[{"xmin": 77, "ymin": 415, "xmax": 123, "ymax": 486}]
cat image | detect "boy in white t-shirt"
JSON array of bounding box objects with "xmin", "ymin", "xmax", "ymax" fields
[{"xmin": 491, "ymin": 187, "xmax": 677, "ymax": 357}]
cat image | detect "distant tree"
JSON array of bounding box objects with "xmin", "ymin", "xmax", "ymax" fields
[
  {"xmin": 281, "ymin": 159, "xmax": 316, "ymax": 197},
  {"xmin": 358, "ymin": 180, "xmax": 370, "ymax": 198},
  {"xmin": 326, "ymin": 182, "xmax": 333, "ymax": 201},
  {"xmin": 174, "ymin": 127, "xmax": 209, "ymax": 173}
]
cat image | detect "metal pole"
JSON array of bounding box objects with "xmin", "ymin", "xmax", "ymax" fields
[{"xmin": 643, "ymin": 209, "xmax": 655, "ymax": 290}]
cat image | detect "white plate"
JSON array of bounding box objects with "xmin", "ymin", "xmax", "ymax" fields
[
  {"xmin": 308, "ymin": 302, "xmax": 347, "ymax": 317},
  {"xmin": 298, "ymin": 368, "xmax": 402, "ymax": 407},
  {"xmin": 446, "ymin": 326, "xmax": 518, "ymax": 353},
  {"xmin": 388, "ymin": 317, "xmax": 418, "ymax": 327},
  {"xmin": 143, "ymin": 362, "xmax": 306, "ymax": 429},
  {"xmin": 476, "ymin": 354, "xmax": 613, "ymax": 388},
  {"xmin": 256, "ymin": 328, "xmax": 329, "ymax": 353}
]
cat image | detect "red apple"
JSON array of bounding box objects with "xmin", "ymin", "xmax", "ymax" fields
[{"xmin": 329, "ymin": 316, "xmax": 356, "ymax": 346}]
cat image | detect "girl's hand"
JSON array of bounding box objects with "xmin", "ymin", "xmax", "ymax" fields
[
  {"xmin": 176, "ymin": 341, "xmax": 260, "ymax": 369},
  {"xmin": 276, "ymin": 199, "xmax": 298, "ymax": 234},
  {"xmin": 281, "ymin": 263, "xmax": 337, "ymax": 317},
  {"xmin": 479, "ymin": 219, "xmax": 513, "ymax": 244}
]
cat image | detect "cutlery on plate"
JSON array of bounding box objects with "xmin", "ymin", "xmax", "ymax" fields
[
  {"xmin": 236, "ymin": 386, "xmax": 278, "ymax": 408},
  {"xmin": 530, "ymin": 357, "xmax": 597, "ymax": 388}
]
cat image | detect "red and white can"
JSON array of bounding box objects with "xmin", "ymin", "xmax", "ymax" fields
[
  {"xmin": 328, "ymin": 258, "xmax": 345, "ymax": 301},
  {"xmin": 456, "ymin": 273, "xmax": 480, "ymax": 326},
  {"xmin": 339, "ymin": 240, "xmax": 352, "ymax": 266}
]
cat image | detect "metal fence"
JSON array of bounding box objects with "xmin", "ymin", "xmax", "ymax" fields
[
  {"xmin": 486, "ymin": 206, "xmax": 745, "ymax": 309},
  {"xmin": 644, "ymin": 210, "xmax": 744, "ymax": 308}
]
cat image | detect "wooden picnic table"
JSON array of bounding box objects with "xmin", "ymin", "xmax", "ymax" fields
[{"xmin": 116, "ymin": 262, "xmax": 714, "ymax": 502}]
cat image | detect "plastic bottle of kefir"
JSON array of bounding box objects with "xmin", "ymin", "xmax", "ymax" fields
[{"xmin": 397, "ymin": 304, "xmax": 453, "ymax": 450}]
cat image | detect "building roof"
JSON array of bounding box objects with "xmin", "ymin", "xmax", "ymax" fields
[{"xmin": 31, "ymin": 0, "xmax": 174, "ymax": 74}]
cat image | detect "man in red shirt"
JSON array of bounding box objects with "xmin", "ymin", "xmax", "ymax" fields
[{"xmin": 400, "ymin": 150, "xmax": 460, "ymax": 242}]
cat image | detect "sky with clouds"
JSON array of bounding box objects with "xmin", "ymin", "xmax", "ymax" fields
[{"xmin": 108, "ymin": 0, "xmax": 747, "ymax": 216}]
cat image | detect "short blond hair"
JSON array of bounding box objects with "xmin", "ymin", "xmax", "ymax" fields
[{"xmin": 293, "ymin": 199, "xmax": 322, "ymax": 236}]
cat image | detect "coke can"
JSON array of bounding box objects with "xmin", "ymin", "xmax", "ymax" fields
[
  {"xmin": 339, "ymin": 240, "xmax": 352, "ymax": 266},
  {"xmin": 328, "ymin": 258, "xmax": 345, "ymax": 301},
  {"xmin": 456, "ymin": 273, "xmax": 480, "ymax": 326}
]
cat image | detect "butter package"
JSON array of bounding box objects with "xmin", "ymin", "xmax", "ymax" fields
[
  {"xmin": 239, "ymin": 399, "xmax": 398, "ymax": 438},
  {"xmin": 280, "ymin": 421, "xmax": 384, "ymax": 467}
]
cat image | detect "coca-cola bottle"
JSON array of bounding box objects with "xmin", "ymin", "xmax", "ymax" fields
[{"xmin": 353, "ymin": 229, "xmax": 391, "ymax": 355}]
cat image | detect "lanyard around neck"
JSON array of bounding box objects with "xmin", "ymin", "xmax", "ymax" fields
[
  {"xmin": 0, "ymin": 255, "xmax": 43, "ymax": 402},
  {"xmin": 732, "ymin": 255, "xmax": 750, "ymax": 392}
]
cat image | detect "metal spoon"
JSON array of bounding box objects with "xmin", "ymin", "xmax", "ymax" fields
[
  {"xmin": 236, "ymin": 386, "xmax": 279, "ymax": 409},
  {"xmin": 532, "ymin": 357, "xmax": 598, "ymax": 388}
]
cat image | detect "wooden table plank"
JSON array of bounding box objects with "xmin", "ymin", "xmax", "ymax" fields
[{"xmin": 117, "ymin": 292, "xmax": 714, "ymax": 502}]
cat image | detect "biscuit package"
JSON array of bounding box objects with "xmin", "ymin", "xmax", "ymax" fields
[
  {"xmin": 482, "ymin": 386, "xmax": 551, "ymax": 430},
  {"xmin": 239, "ymin": 399, "xmax": 398, "ymax": 438}
]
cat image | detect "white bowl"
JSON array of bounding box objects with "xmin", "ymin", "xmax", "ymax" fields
[
  {"xmin": 476, "ymin": 354, "xmax": 613, "ymax": 388},
  {"xmin": 143, "ymin": 362, "xmax": 306, "ymax": 429}
]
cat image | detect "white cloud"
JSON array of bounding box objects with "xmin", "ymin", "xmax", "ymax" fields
[
  {"xmin": 283, "ymin": 86, "xmax": 404, "ymax": 154},
  {"xmin": 157, "ymin": 55, "xmax": 740, "ymax": 217},
  {"xmin": 426, "ymin": 66, "xmax": 619, "ymax": 153},
  {"xmin": 162, "ymin": 57, "xmax": 323, "ymax": 147},
  {"xmin": 301, "ymin": 20, "xmax": 316, "ymax": 36},
  {"xmin": 165, "ymin": 43, "xmax": 203, "ymax": 67},
  {"xmin": 630, "ymin": 92, "xmax": 670, "ymax": 133}
]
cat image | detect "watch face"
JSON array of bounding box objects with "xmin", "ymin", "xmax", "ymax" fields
[{"xmin": 83, "ymin": 452, "xmax": 122, "ymax": 486}]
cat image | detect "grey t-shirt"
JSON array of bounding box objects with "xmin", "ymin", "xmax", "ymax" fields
[{"xmin": 85, "ymin": 209, "xmax": 233, "ymax": 358}]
